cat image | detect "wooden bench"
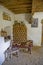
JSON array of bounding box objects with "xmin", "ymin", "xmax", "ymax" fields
[{"xmin": 12, "ymin": 40, "xmax": 33, "ymax": 54}]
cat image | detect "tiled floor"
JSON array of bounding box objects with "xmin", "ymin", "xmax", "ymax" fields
[{"xmin": 2, "ymin": 47, "xmax": 43, "ymax": 65}]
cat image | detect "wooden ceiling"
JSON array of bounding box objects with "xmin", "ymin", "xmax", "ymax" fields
[
  {"xmin": 0, "ymin": 0, "xmax": 32, "ymax": 14},
  {"xmin": 32, "ymin": 0, "xmax": 43, "ymax": 14}
]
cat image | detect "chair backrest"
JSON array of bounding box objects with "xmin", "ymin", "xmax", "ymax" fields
[{"xmin": 8, "ymin": 40, "xmax": 13, "ymax": 50}]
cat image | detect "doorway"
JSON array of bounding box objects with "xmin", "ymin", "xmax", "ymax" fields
[{"xmin": 41, "ymin": 20, "xmax": 43, "ymax": 46}]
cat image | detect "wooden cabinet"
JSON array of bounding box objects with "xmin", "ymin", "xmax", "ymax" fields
[{"xmin": 13, "ymin": 22, "xmax": 27, "ymax": 43}]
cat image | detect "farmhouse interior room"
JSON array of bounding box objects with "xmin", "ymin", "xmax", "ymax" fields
[{"xmin": 0, "ymin": 0, "xmax": 43, "ymax": 65}]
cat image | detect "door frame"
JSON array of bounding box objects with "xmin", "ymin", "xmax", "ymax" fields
[{"xmin": 41, "ymin": 19, "xmax": 43, "ymax": 46}]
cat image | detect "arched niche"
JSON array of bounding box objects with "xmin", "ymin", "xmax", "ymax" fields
[{"xmin": 4, "ymin": 26, "xmax": 11, "ymax": 36}]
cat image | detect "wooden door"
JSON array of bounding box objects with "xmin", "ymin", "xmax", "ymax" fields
[
  {"xmin": 13, "ymin": 22, "xmax": 27, "ymax": 44},
  {"xmin": 41, "ymin": 20, "xmax": 43, "ymax": 46}
]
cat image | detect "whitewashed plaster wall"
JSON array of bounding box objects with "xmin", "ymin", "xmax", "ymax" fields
[
  {"xmin": 15, "ymin": 13, "xmax": 43, "ymax": 46},
  {"xmin": 30, "ymin": 12, "xmax": 43, "ymax": 46},
  {"xmin": 0, "ymin": 5, "xmax": 43, "ymax": 46},
  {"xmin": 0, "ymin": 5, "xmax": 15, "ymax": 38}
]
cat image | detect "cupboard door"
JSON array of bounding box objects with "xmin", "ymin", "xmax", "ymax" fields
[{"xmin": 13, "ymin": 23, "xmax": 27, "ymax": 44}]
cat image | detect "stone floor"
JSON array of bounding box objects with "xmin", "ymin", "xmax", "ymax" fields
[{"xmin": 2, "ymin": 46, "xmax": 43, "ymax": 65}]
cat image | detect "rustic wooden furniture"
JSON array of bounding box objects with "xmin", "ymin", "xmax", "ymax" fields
[
  {"xmin": 5, "ymin": 40, "xmax": 19, "ymax": 59},
  {"xmin": 13, "ymin": 22, "xmax": 27, "ymax": 44},
  {"xmin": 13, "ymin": 22, "xmax": 33, "ymax": 53},
  {"xmin": 12, "ymin": 40, "xmax": 33, "ymax": 54}
]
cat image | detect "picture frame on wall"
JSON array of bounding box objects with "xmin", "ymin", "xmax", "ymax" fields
[
  {"xmin": 3, "ymin": 12, "xmax": 11, "ymax": 21},
  {"xmin": 31, "ymin": 18, "xmax": 38, "ymax": 27}
]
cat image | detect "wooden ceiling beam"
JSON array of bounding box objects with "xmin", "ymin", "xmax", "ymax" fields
[
  {"xmin": 9, "ymin": 7, "xmax": 32, "ymax": 10},
  {"xmin": 7, "ymin": 5, "xmax": 32, "ymax": 9},
  {"xmin": 9, "ymin": 8, "xmax": 31, "ymax": 11},
  {"xmin": 0, "ymin": 0, "xmax": 32, "ymax": 2},
  {"xmin": 3, "ymin": 2, "xmax": 32, "ymax": 7},
  {"xmin": 11, "ymin": 10, "xmax": 31, "ymax": 14},
  {"xmin": 0, "ymin": 0, "xmax": 32, "ymax": 6},
  {"xmin": 9, "ymin": 8, "xmax": 32, "ymax": 12}
]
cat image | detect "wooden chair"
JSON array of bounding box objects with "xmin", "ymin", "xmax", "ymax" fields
[{"xmin": 4, "ymin": 40, "xmax": 19, "ymax": 60}]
